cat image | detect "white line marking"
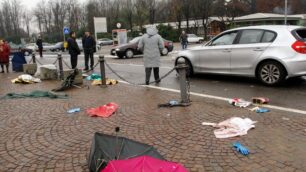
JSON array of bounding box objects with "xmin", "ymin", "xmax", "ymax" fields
[{"xmin": 118, "ymin": 80, "xmax": 306, "ymax": 115}]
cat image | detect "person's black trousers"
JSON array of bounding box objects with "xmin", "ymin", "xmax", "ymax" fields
[
  {"xmin": 84, "ymin": 50, "xmax": 94, "ymax": 70},
  {"xmin": 145, "ymin": 67, "xmax": 160, "ymax": 84},
  {"xmin": 39, "ymin": 48, "xmax": 43, "ymax": 57},
  {"xmin": 70, "ymin": 54, "xmax": 78, "ymax": 69}
]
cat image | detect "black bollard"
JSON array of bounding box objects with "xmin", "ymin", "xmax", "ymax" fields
[
  {"xmin": 99, "ymin": 55, "xmax": 107, "ymax": 87},
  {"xmin": 58, "ymin": 53, "xmax": 64, "ymax": 80},
  {"xmin": 176, "ymin": 58, "xmax": 191, "ymax": 106},
  {"xmin": 32, "ymin": 53, "xmax": 36, "ymax": 64}
]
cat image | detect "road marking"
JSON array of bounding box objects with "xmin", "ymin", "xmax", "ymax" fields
[{"xmin": 118, "ymin": 80, "xmax": 306, "ymax": 115}]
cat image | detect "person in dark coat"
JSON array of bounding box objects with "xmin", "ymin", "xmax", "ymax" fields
[
  {"xmin": 36, "ymin": 36, "xmax": 43, "ymax": 57},
  {"xmin": 67, "ymin": 31, "xmax": 80, "ymax": 69},
  {"xmin": 82, "ymin": 31, "xmax": 96, "ymax": 71},
  {"xmin": 179, "ymin": 31, "xmax": 188, "ymax": 50},
  {"xmin": 0, "ymin": 39, "xmax": 10, "ymax": 73}
]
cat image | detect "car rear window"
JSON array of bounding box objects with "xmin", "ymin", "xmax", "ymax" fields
[{"xmin": 295, "ymin": 29, "xmax": 306, "ymax": 41}]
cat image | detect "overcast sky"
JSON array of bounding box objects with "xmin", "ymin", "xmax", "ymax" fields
[{"xmin": 1, "ymin": 0, "xmax": 87, "ymax": 9}]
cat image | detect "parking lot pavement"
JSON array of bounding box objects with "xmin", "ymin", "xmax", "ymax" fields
[{"xmin": 1, "ymin": 72, "xmax": 306, "ymax": 172}]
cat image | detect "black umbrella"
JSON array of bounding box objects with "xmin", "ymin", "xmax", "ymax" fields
[
  {"xmin": 52, "ymin": 68, "xmax": 79, "ymax": 91},
  {"xmin": 88, "ymin": 132, "xmax": 164, "ymax": 172}
]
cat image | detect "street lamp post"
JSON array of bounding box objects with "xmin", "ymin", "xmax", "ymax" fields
[{"xmin": 284, "ymin": 0, "xmax": 288, "ymax": 25}]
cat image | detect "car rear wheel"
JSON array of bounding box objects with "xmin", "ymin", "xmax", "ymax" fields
[
  {"xmin": 161, "ymin": 48, "xmax": 169, "ymax": 56},
  {"xmin": 125, "ymin": 49, "xmax": 134, "ymax": 58},
  {"xmin": 257, "ymin": 61, "xmax": 286, "ymax": 86}
]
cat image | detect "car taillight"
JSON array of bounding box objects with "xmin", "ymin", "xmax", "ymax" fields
[{"xmin": 292, "ymin": 41, "xmax": 306, "ymax": 54}]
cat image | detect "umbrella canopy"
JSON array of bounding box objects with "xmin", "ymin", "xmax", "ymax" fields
[
  {"xmin": 102, "ymin": 155, "xmax": 188, "ymax": 172},
  {"xmin": 88, "ymin": 132, "xmax": 164, "ymax": 172}
]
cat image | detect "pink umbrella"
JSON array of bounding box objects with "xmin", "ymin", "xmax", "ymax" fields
[{"xmin": 101, "ymin": 155, "xmax": 188, "ymax": 172}]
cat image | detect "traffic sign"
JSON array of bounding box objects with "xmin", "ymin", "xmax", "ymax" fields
[{"xmin": 63, "ymin": 27, "xmax": 70, "ymax": 34}]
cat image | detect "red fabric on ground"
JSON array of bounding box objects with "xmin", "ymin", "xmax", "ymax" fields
[{"xmin": 86, "ymin": 102, "xmax": 119, "ymax": 118}]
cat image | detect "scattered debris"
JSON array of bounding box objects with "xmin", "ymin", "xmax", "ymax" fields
[
  {"xmin": 158, "ymin": 100, "xmax": 180, "ymax": 108},
  {"xmin": 1, "ymin": 90, "xmax": 68, "ymax": 99},
  {"xmin": 252, "ymin": 97, "xmax": 269, "ymax": 104},
  {"xmin": 86, "ymin": 73, "xmax": 101, "ymax": 81},
  {"xmin": 86, "ymin": 102, "xmax": 119, "ymax": 118},
  {"xmin": 229, "ymin": 98, "xmax": 251, "ymax": 108},
  {"xmin": 250, "ymin": 107, "xmax": 270, "ymax": 113},
  {"xmin": 52, "ymin": 69, "xmax": 80, "ymax": 91},
  {"xmin": 91, "ymin": 79, "xmax": 119, "ymax": 86},
  {"xmin": 67, "ymin": 108, "xmax": 81, "ymax": 113},
  {"xmin": 233, "ymin": 142, "xmax": 249, "ymax": 156},
  {"xmin": 282, "ymin": 117, "xmax": 290, "ymax": 121},
  {"xmin": 202, "ymin": 117, "xmax": 257, "ymax": 139},
  {"xmin": 11, "ymin": 74, "xmax": 41, "ymax": 84}
]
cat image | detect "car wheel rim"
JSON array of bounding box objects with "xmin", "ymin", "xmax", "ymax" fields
[
  {"xmin": 260, "ymin": 64, "xmax": 280, "ymax": 84},
  {"xmin": 127, "ymin": 50, "xmax": 133, "ymax": 58},
  {"xmin": 162, "ymin": 48, "xmax": 168, "ymax": 55}
]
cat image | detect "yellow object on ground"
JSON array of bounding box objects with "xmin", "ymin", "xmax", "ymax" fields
[
  {"xmin": 91, "ymin": 79, "xmax": 118, "ymax": 86},
  {"xmin": 11, "ymin": 74, "xmax": 41, "ymax": 84}
]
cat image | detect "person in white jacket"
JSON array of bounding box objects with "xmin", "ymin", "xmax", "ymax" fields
[{"xmin": 138, "ymin": 25, "xmax": 164, "ymax": 85}]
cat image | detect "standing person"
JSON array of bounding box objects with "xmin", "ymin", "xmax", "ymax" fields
[
  {"xmin": 67, "ymin": 31, "xmax": 80, "ymax": 69},
  {"xmin": 36, "ymin": 36, "xmax": 43, "ymax": 58},
  {"xmin": 138, "ymin": 25, "xmax": 164, "ymax": 85},
  {"xmin": 179, "ymin": 31, "xmax": 188, "ymax": 50},
  {"xmin": 82, "ymin": 31, "xmax": 96, "ymax": 71},
  {"xmin": 0, "ymin": 39, "xmax": 10, "ymax": 73}
]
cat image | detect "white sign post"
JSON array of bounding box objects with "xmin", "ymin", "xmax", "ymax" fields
[{"xmin": 94, "ymin": 17, "xmax": 107, "ymax": 52}]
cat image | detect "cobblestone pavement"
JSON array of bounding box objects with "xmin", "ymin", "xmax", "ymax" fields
[{"xmin": 1, "ymin": 72, "xmax": 306, "ymax": 172}]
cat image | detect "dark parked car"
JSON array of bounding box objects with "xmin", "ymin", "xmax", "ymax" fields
[
  {"xmin": 50, "ymin": 42, "xmax": 65, "ymax": 52},
  {"xmin": 110, "ymin": 36, "xmax": 174, "ymax": 58},
  {"xmin": 9, "ymin": 43, "xmax": 33, "ymax": 56},
  {"xmin": 98, "ymin": 38, "xmax": 113, "ymax": 46}
]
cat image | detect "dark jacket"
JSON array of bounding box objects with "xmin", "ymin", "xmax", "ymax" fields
[
  {"xmin": 67, "ymin": 37, "xmax": 80, "ymax": 55},
  {"xmin": 179, "ymin": 34, "xmax": 188, "ymax": 43},
  {"xmin": 36, "ymin": 38, "xmax": 43, "ymax": 49},
  {"xmin": 82, "ymin": 35, "xmax": 96, "ymax": 53}
]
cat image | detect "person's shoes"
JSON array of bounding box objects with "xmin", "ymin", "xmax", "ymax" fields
[
  {"xmin": 0, "ymin": 71, "xmax": 4, "ymax": 73},
  {"xmin": 155, "ymin": 79, "xmax": 161, "ymax": 84},
  {"xmin": 145, "ymin": 81, "xmax": 149, "ymax": 85},
  {"xmin": 83, "ymin": 68, "xmax": 89, "ymax": 71},
  {"xmin": 90, "ymin": 67, "xmax": 94, "ymax": 71}
]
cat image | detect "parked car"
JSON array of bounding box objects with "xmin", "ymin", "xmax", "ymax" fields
[
  {"xmin": 110, "ymin": 36, "xmax": 174, "ymax": 58},
  {"xmin": 50, "ymin": 42, "xmax": 65, "ymax": 52},
  {"xmin": 9, "ymin": 43, "xmax": 33, "ymax": 56},
  {"xmin": 187, "ymin": 34, "xmax": 204, "ymax": 43},
  {"xmin": 41, "ymin": 42, "xmax": 54, "ymax": 52},
  {"xmin": 98, "ymin": 38, "xmax": 113, "ymax": 46},
  {"xmin": 25, "ymin": 43, "xmax": 37, "ymax": 51},
  {"xmin": 174, "ymin": 25, "xmax": 306, "ymax": 86}
]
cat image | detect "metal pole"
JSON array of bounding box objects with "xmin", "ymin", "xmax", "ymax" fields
[
  {"xmin": 176, "ymin": 58, "xmax": 191, "ymax": 106},
  {"xmin": 99, "ymin": 55, "xmax": 107, "ymax": 87},
  {"xmin": 32, "ymin": 53, "xmax": 36, "ymax": 64},
  {"xmin": 285, "ymin": 0, "xmax": 288, "ymax": 25},
  {"xmin": 58, "ymin": 53, "xmax": 64, "ymax": 80}
]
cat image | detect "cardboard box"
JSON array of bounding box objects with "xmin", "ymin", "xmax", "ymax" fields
[{"xmin": 23, "ymin": 64, "xmax": 37, "ymax": 75}]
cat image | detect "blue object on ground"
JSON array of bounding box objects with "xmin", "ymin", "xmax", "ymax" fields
[
  {"xmin": 233, "ymin": 142, "xmax": 249, "ymax": 156},
  {"xmin": 256, "ymin": 108, "xmax": 270, "ymax": 113},
  {"xmin": 67, "ymin": 108, "xmax": 81, "ymax": 113},
  {"xmin": 86, "ymin": 73, "xmax": 101, "ymax": 81}
]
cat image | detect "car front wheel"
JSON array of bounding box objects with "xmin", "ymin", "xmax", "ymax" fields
[
  {"xmin": 125, "ymin": 49, "xmax": 134, "ymax": 58},
  {"xmin": 257, "ymin": 61, "xmax": 286, "ymax": 86}
]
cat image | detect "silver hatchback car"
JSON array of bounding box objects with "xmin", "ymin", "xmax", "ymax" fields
[{"xmin": 175, "ymin": 25, "xmax": 306, "ymax": 85}]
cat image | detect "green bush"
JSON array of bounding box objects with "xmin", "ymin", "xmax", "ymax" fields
[{"xmin": 157, "ymin": 24, "xmax": 179, "ymax": 42}]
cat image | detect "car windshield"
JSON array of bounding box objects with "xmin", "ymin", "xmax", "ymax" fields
[{"xmin": 129, "ymin": 37, "xmax": 141, "ymax": 43}]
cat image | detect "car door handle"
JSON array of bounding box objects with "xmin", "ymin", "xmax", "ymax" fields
[
  {"xmin": 253, "ymin": 48, "xmax": 264, "ymax": 51},
  {"xmin": 222, "ymin": 49, "xmax": 231, "ymax": 52}
]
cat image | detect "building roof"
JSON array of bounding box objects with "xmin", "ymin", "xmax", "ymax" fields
[{"xmin": 234, "ymin": 13, "xmax": 305, "ymax": 22}]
